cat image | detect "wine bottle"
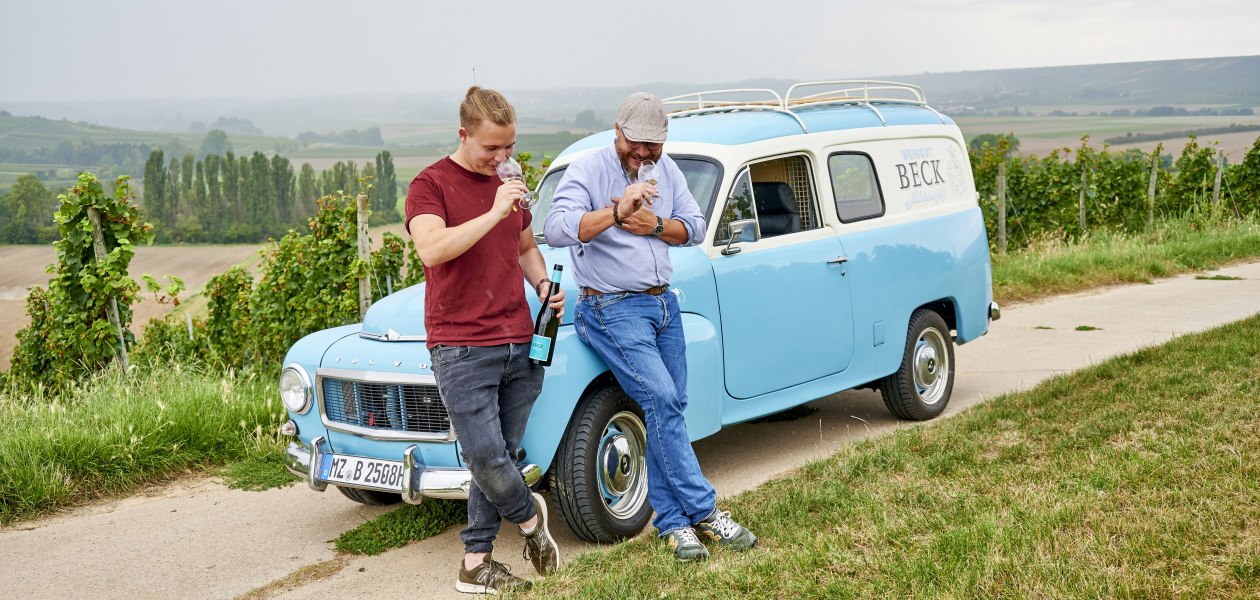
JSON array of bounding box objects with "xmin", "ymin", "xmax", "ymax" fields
[{"xmin": 529, "ymin": 264, "xmax": 563, "ymax": 366}]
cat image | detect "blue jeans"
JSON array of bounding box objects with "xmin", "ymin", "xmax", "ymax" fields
[
  {"xmin": 430, "ymin": 342, "xmax": 543, "ymax": 554},
  {"xmin": 574, "ymin": 291, "xmax": 717, "ymax": 534}
]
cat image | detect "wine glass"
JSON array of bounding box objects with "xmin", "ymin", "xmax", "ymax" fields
[
  {"xmin": 636, "ymin": 159, "xmax": 660, "ymax": 204},
  {"xmin": 495, "ymin": 156, "xmax": 537, "ymax": 210}
]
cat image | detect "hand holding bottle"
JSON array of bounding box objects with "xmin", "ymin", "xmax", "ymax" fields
[
  {"xmin": 537, "ymin": 275, "xmax": 565, "ymax": 318},
  {"xmin": 530, "ymin": 265, "xmax": 564, "ymax": 366}
]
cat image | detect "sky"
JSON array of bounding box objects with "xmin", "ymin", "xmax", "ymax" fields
[{"xmin": 1, "ymin": 0, "xmax": 1257, "ymax": 103}]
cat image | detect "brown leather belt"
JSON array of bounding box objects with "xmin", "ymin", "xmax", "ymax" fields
[{"xmin": 580, "ymin": 284, "xmax": 669, "ymax": 297}]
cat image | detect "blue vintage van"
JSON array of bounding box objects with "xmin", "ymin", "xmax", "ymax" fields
[{"xmin": 278, "ymin": 81, "xmax": 999, "ymax": 543}]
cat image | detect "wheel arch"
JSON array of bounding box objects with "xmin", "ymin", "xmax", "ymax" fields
[
  {"xmin": 519, "ymin": 328, "xmax": 616, "ymax": 477},
  {"xmin": 918, "ymin": 298, "xmax": 958, "ymax": 334}
]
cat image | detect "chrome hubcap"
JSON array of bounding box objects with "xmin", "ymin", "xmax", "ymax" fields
[
  {"xmin": 913, "ymin": 328, "xmax": 950, "ymax": 405},
  {"xmin": 598, "ymin": 411, "xmax": 648, "ymax": 519}
]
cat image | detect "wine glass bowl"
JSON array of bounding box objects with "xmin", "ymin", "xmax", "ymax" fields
[
  {"xmin": 637, "ymin": 159, "xmax": 660, "ymax": 204},
  {"xmin": 496, "ymin": 156, "xmax": 538, "ymax": 209}
]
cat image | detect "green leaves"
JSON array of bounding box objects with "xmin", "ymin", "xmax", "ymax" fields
[
  {"xmin": 11, "ymin": 173, "xmax": 152, "ymax": 391},
  {"xmin": 141, "ymin": 191, "xmax": 423, "ymax": 371},
  {"xmin": 971, "ymin": 134, "xmax": 1260, "ymax": 252}
]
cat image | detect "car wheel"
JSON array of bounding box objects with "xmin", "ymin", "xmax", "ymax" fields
[
  {"xmin": 336, "ymin": 486, "xmax": 403, "ymax": 505},
  {"xmin": 879, "ymin": 308, "xmax": 954, "ymax": 421},
  {"xmin": 549, "ymin": 384, "xmax": 652, "ymax": 543}
]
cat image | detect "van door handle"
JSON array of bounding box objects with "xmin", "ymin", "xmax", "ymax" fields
[{"xmin": 827, "ymin": 256, "xmax": 849, "ymax": 265}]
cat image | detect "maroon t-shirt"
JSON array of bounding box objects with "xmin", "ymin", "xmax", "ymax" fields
[{"xmin": 405, "ymin": 157, "xmax": 533, "ymax": 348}]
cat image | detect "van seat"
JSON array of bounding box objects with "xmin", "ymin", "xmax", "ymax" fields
[{"xmin": 752, "ymin": 182, "xmax": 802, "ymax": 237}]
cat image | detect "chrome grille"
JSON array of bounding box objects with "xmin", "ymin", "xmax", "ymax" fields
[{"xmin": 322, "ymin": 378, "xmax": 450, "ymax": 435}]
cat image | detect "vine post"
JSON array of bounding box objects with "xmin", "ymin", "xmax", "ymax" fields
[
  {"xmin": 1146, "ymin": 147, "xmax": 1160, "ymax": 232},
  {"xmin": 1211, "ymin": 149, "xmax": 1225, "ymax": 220},
  {"xmin": 87, "ymin": 206, "xmax": 129, "ymax": 370},
  {"xmin": 357, "ymin": 193, "xmax": 371, "ymax": 318},
  {"xmin": 1079, "ymin": 161, "xmax": 1088, "ymax": 232},
  {"xmin": 997, "ymin": 161, "xmax": 1007, "ymax": 254}
]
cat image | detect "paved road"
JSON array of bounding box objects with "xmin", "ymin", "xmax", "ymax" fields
[{"xmin": 3, "ymin": 262, "xmax": 1258, "ymax": 600}]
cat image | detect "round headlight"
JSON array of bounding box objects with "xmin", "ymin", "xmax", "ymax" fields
[{"xmin": 280, "ymin": 365, "xmax": 311, "ymax": 413}]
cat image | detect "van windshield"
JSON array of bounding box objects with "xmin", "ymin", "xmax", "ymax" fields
[{"xmin": 530, "ymin": 156, "xmax": 722, "ymax": 241}]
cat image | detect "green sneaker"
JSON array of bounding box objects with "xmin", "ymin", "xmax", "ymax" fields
[
  {"xmin": 456, "ymin": 553, "xmax": 530, "ymax": 595},
  {"xmin": 521, "ymin": 492, "xmax": 560, "ymax": 575},
  {"xmin": 696, "ymin": 509, "xmax": 757, "ymax": 551},
  {"xmin": 663, "ymin": 527, "xmax": 710, "ymax": 561}
]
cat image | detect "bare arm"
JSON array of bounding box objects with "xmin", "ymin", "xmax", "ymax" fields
[{"xmin": 410, "ymin": 180, "xmax": 527, "ymax": 266}]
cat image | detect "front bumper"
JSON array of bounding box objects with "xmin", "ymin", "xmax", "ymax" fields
[{"xmin": 285, "ymin": 437, "xmax": 541, "ymax": 504}]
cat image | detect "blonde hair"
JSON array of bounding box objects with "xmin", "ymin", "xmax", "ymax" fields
[{"xmin": 460, "ymin": 86, "xmax": 516, "ymax": 134}]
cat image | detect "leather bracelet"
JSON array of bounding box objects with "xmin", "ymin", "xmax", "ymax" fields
[
  {"xmin": 611, "ymin": 200, "xmax": 624, "ymax": 227},
  {"xmin": 536, "ymin": 278, "xmax": 551, "ymax": 295}
]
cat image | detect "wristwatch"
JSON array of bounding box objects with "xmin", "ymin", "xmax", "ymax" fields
[{"xmin": 650, "ymin": 216, "xmax": 665, "ymax": 237}]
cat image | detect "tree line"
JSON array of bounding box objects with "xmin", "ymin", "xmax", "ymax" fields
[
  {"xmin": 0, "ymin": 140, "xmax": 150, "ymax": 183},
  {"xmin": 0, "ymin": 146, "xmax": 402, "ymax": 244},
  {"xmin": 296, "ymin": 127, "xmax": 384, "ymax": 147},
  {"xmin": 139, "ymin": 148, "xmax": 400, "ymax": 243}
]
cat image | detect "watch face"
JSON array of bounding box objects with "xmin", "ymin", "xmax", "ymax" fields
[{"xmin": 652, "ymin": 217, "xmax": 664, "ymax": 236}]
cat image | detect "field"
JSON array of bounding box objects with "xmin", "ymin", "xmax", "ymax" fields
[
  {"xmin": 0, "ymin": 162, "xmax": 79, "ymax": 195},
  {"xmin": 0, "ymin": 244, "xmax": 261, "ymax": 370},
  {"xmin": 287, "ymin": 153, "xmax": 444, "ymax": 174},
  {"xmin": 956, "ymin": 114, "xmax": 1260, "ymax": 160},
  {"xmin": 0, "ymin": 114, "xmax": 296, "ymax": 153}
]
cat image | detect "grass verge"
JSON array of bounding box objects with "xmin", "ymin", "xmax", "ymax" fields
[
  {"xmin": 333, "ymin": 500, "xmax": 467, "ymax": 555},
  {"xmin": 221, "ymin": 447, "xmax": 300, "ymax": 491},
  {"xmin": 519, "ymin": 314, "xmax": 1260, "ymax": 598},
  {"xmin": 992, "ymin": 216, "xmax": 1260, "ymax": 305},
  {"xmin": 0, "ymin": 364, "xmax": 285, "ymax": 523}
]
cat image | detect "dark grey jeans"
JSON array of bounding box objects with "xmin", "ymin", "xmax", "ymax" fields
[{"xmin": 430, "ymin": 342, "xmax": 543, "ymax": 554}]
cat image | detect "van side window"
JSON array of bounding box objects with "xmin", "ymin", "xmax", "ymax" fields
[
  {"xmin": 750, "ymin": 155, "xmax": 819, "ymax": 236},
  {"xmin": 714, "ymin": 169, "xmax": 756, "ymax": 245},
  {"xmin": 828, "ymin": 153, "xmax": 885, "ymax": 222},
  {"xmin": 715, "ymin": 154, "xmax": 820, "ymax": 244}
]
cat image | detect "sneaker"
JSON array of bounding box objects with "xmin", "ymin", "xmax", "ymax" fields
[
  {"xmin": 662, "ymin": 527, "xmax": 710, "ymax": 561},
  {"xmin": 456, "ymin": 553, "xmax": 529, "ymax": 595},
  {"xmin": 696, "ymin": 509, "xmax": 757, "ymax": 551},
  {"xmin": 521, "ymin": 492, "xmax": 560, "ymax": 575}
]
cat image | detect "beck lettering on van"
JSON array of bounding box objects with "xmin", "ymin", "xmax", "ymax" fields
[{"xmin": 895, "ymin": 147, "xmax": 945, "ymax": 190}]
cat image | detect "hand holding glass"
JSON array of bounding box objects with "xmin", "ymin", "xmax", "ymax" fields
[
  {"xmin": 637, "ymin": 159, "xmax": 660, "ymax": 204},
  {"xmin": 495, "ymin": 156, "xmax": 538, "ymax": 210}
]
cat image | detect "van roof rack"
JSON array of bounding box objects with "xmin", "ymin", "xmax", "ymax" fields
[
  {"xmin": 662, "ymin": 80, "xmax": 938, "ymax": 132},
  {"xmin": 661, "ymin": 88, "xmax": 807, "ymax": 131}
]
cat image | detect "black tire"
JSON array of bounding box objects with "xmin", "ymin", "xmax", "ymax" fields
[
  {"xmin": 336, "ymin": 485, "xmax": 403, "ymax": 506},
  {"xmin": 879, "ymin": 308, "xmax": 955, "ymax": 421},
  {"xmin": 548, "ymin": 385, "xmax": 652, "ymax": 543}
]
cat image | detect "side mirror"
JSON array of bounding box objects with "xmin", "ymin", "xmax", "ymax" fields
[{"xmin": 721, "ymin": 219, "xmax": 759, "ymax": 255}]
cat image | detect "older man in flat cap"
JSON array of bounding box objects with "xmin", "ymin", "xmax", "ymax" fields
[{"xmin": 544, "ymin": 92, "xmax": 756, "ymax": 561}]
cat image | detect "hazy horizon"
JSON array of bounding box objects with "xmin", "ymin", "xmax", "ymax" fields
[{"xmin": 3, "ymin": 0, "xmax": 1258, "ymax": 104}]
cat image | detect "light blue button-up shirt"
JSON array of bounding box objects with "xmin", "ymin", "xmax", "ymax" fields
[{"xmin": 544, "ymin": 144, "xmax": 706, "ymax": 293}]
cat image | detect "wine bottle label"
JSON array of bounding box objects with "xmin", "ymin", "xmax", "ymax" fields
[{"xmin": 529, "ymin": 334, "xmax": 552, "ymax": 361}]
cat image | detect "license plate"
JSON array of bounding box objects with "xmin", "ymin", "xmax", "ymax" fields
[{"xmin": 319, "ymin": 453, "xmax": 405, "ymax": 492}]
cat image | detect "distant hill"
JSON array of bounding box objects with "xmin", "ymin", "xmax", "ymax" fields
[
  {"xmin": 0, "ymin": 114, "xmax": 295, "ymax": 154},
  {"xmin": 889, "ymin": 55, "xmax": 1260, "ymax": 111},
  {"xmin": 3, "ymin": 56, "xmax": 1257, "ymax": 137}
]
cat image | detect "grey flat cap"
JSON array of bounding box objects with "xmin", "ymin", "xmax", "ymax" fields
[{"xmin": 617, "ymin": 92, "xmax": 668, "ymax": 143}]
